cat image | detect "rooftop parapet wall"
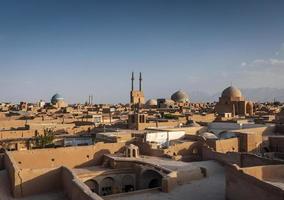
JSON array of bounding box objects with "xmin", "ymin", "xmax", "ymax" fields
[
  {"xmin": 0, "ymin": 125, "xmax": 94, "ymax": 140},
  {"xmin": 206, "ymin": 137, "xmax": 239, "ymax": 153},
  {"xmin": 9, "ymin": 142, "xmax": 125, "ymax": 169},
  {"xmin": 5, "ymin": 165, "xmax": 103, "ymax": 199},
  {"xmin": 4, "ymin": 150, "xmax": 63, "ymax": 198},
  {"xmin": 231, "ymin": 125, "xmax": 275, "ymax": 136},
  {"xmin": 0, "ymin": 129, "xmax": 43, "ymax": 140},
  {"xmin": 4, "ymin": 145, "xmax": 111, "ymax": 199},
  {"xmin": 4, "ymin": 151, "xmax": 22, "ymax": 197},
  {"xmin": 241, "ymin": 165, "xmax": 284, "ymax": 180},
  {"xmin": 226, "ymin": 165, "xmax": 284, "ymax": 200},
  {"xmin": 17, "ymin": 167, "xmax": 62, "ymax": 197},
  {"xmin": 202, "ymin": 146, "xmax": 284, "ymax": 167}
]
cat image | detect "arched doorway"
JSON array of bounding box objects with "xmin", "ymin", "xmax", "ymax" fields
[
  {"xmin": 100, "ymin": 177, "xmax": 115, "ymax": 196},
  {"xmin": 140, "ymin": 170, "xmax": 163, "ymax": 189},
  {"xmin": 122, "ymin": 175, "xmax": 135, "ymax": 192},
  {"xmin": 148, "ymin": 178, "xmax": 160, "ymax": 188},
  {"xmin": 84, "ymin": 179, "xmax": 99, "ymax": 193}
]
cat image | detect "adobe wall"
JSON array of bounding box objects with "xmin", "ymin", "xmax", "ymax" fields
[
  {"xmin": 240, "ymin": 153, "xmax": 284, "ymax": 167},
  {"xmin": 206, "ymin": 138, "xmax": 239, "ymax": 153},
  {"xmin": 0, "ymin": 129, "xmax": 42, "ymax": 139},
  {"xmin": 232, "ymin": 125, "xmax": 275, "ymax": 137},
  {"xmin": 61, "ymin": 167, "xmax": 103, "ymax": 200},
  {"xmin": 0, "ymin": 118, "xmax": 26, "ymax": 130},
  {"xmin": 9, "ymin": 142, "xmax": 125, "ymax": 169},
  {"xmin": 202, "ymin": 147, "xmax": 241, "ymax": 165},
  {"xmin": 0, "ymin": 125, "xmax": 94, "ymax": 140},
  {"xmin": 17, "ymin": 167, "xmax": 62, "ymax": 197},
  {"xmin": 138, "ymin": 143, "xmax": 165, "ymax": 157},
  {"xmin": 189, "ymin": 114, "xmax": 216, "ymax": 123},
  {"xmin": 4, "ymin": 152, "xmax": 22, "ymax": 197},
  {"xmin": 9, "ymin": 166, "xmax": 104, "ymax": 199},
  {"xmin": 238, "ymin": 132, "xmax": 263, "ymax": 153},
  {"xmin": 138, "ymin": 141, "xmax": 202, "ymax": 160},
  {"xmin": 164, "ymin": 141, "xmax": 202, "ymax": 160},
  {"xmin": 4, "ymin": 149, "xmax": 106, "ymax": 199},
  {"xmin": 202, "ymin": 147, "xmax": 284, "ymax": 167},
  {"xmin": 5, "ymin": 151, "xmax": 62, "ymax": 198},
  {"xmin": 225, "ymin": 165, "xmax": 283, "ymax": 200},
  {"xmin": 242, "ymin": 165, "xmax": 284, "ymax": 180}
]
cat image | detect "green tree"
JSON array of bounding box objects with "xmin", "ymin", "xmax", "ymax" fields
[{"xmin": 35, "ymin": 128, "xmax": 55, "ymax": 148}]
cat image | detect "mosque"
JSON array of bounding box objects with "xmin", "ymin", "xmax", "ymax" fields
[
  {"xmin": 215, "ymin": 86, "xmax": 254, "ymax": 117},
  {"xmin": 145, "ymin": 90, "xmax": 190, "ymax": 109},
  {"xmin": 130, "ymin": 72, "xmax": 145, "ymax": 105},
  {"xmin": 50, "ymin": 93, "xmax": 67, "ymax": 108},
  {"xmin": 171, "ymin": 90, "xmax": 190, "ymax": 103}
]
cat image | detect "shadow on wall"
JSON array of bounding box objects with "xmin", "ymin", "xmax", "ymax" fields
[
  {"xmin": 139, "ymin": 169, "xmax": 163, "ymax": 190},
  {"xmin": 13, "ymin": 168, "xmax": 62, "ymax": 198},
  {"xmin": 12, "ymin": 166, "xmax": 103, "ymax": 199},
  {"xmin": 74, "ymin": 146, "xmax": 125, "ymax": 168},
  {"xmin": 0, "ymin": 153, "xmax": 4, "ymax": 170}
]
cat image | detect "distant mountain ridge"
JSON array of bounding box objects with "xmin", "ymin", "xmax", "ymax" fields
[{"xmin": 190, "ymin": 88, "xmax": 284, "ymax": 103}]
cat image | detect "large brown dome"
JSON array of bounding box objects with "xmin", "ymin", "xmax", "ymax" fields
[
  {"xmin": 221, "ymin": 86, "xmax": 242, "ymax": 98},
  {"xmin": 145, "ymin": 99, "xmax": 157, "ymax": 106},
  {"xmin": 171, "ymin": 90, "xmax": 190, "ymax": 103}
]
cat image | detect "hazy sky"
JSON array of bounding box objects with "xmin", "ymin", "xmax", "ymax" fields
[{"xmin": 0, "ymin": 0, "xmax": 284, "ymax": 104}]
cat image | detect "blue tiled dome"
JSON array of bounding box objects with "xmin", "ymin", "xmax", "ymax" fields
[{"xmin": 51, "ymin": 93, "xmax": 64, "ymax": 104}]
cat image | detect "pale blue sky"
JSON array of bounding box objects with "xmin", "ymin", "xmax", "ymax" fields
[{"xmin": 0, "ymin": 0, "xmax": 284, "ymax": 103}]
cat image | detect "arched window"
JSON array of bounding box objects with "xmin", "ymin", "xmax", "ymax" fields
[{"xmin": 84, "ymin": 179, "xmax": 99, "ymax": 194}]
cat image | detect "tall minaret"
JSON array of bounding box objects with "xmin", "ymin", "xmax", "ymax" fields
[
  {"xmin": 131, "ymin": 72, "xmax": 134, "ymax": 91},
  {"xmin": 139, "ymin": 72, "xmax": 142, "ymax": 91}
]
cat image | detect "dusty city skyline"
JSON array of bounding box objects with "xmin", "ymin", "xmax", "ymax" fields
[{"xmin": 1, "ymin": 1, "xmax": 284, "ymax": 200}]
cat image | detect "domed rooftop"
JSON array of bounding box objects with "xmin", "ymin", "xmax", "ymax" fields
[
  {"xmin": 199, "ymin": 132, "xmax": 218, "ymax": 140},
  {"xmin": 145, "ymin": 99, "xmax": 157, "ymax": 106},
  {"xmin": 51, "ymin": 93, "xmax": 64, "ymax": 105},
  {"xmin": 171, "ymin": 90, "xmax": 190, "ymax": 103},
  {"xmin": 221, "ymin": 86, "xmax": 242, "ymax": 98},
  {"xmin": 218, "ymin": 132, "xmax": 237, "ymax": 140}
]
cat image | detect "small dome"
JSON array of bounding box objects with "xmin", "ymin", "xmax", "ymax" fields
[
  {"xmin": 218, "ymin": 132, "xmax": 237, "ymax": 140},
  {"xmin": 221, "ymin": 86, "xmax": 242, "ymax": 98},
  {"xmin": 199, "ymin": 132, "xmax": 218, "ymax": 139},
  {"xmin": 171, "ymin": 90, "xmax": 190, "ymax": 103},
  {"xmin": 145, "ymin": 99, "xmax": 157, "ymax": 106},
  {"xmin": 51, "ymin": 93, "xmax": 64, "ymax": 105}
]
